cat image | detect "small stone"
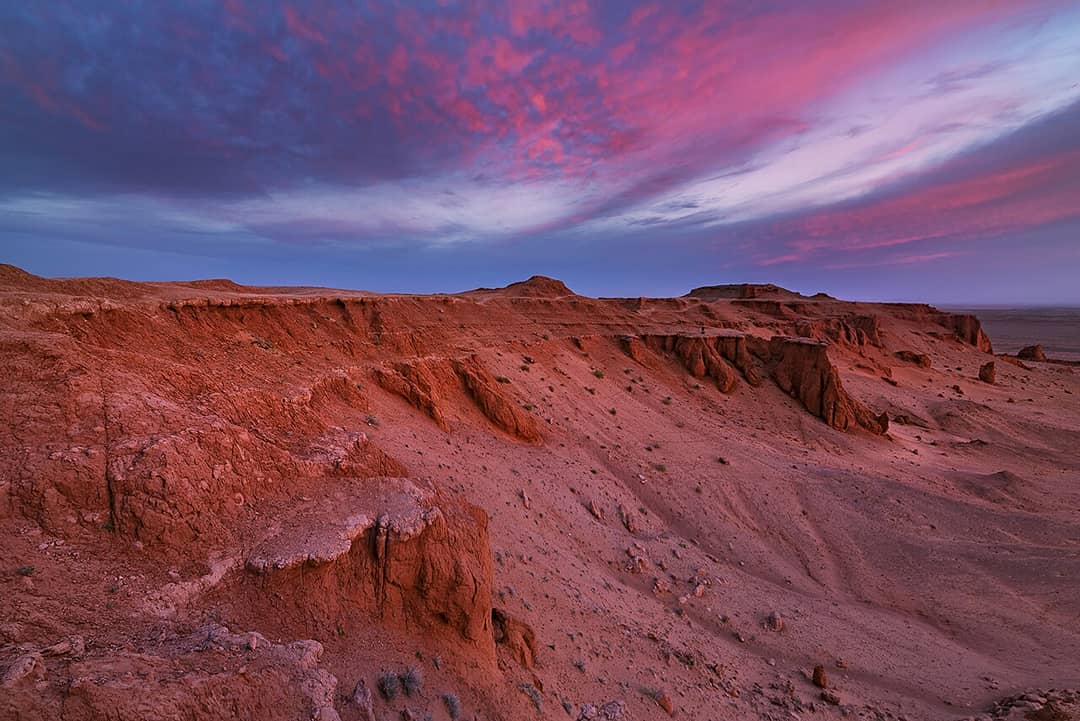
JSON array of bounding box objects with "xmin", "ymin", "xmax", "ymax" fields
[
  {"xmin": 764, "ymin": 611, "xmax": 783, "ymax": 632},
  {"xmin": 656, "ymin": 690, "xmax": 674, "ymax": 714},
  {"xmin": 812, "ymin": 665, "xmax": 828, "ymax": 688},
  {"xmin": 820, "ymin": 690, "xmax": 841, "ymax": 705}
]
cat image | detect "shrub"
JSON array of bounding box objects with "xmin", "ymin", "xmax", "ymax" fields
[
  {"xmin": 592, "ymin": 369, "xmax": 605, "ymax": 379},
  {"xmin": 442, "ymin": 693, "xmax": 462, "ymax": 720},
  {"xmin": 378, "ymin": 672, "xmax": 400, "ymax": 700},
  {"xmin": 520, "ymin": 683, "xmax": 543, "ymax": 711},
  {"xmin": 400, "ymin": 666, "xmax": 423, "ymax": 697},
  {"xmin": 16, "ymin": 565, "xmax": 34, "ymax": 576}
]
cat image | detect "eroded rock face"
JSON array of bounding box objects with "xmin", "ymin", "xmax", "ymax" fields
[
  {"xmin": 638, "ymin": 333, "xmax": 760, "ymax": 390},
  {"xmin": 454, "ymin": 357, "xmax": 542, "ymax": 443},
  {"xmin": 371, "ymin": 361, "xmax": 450, "ymax": 430},
  {"xmin": 942, "ymin": 314, "xmax": 993, "ymax": 353},
  {"xmin": 795, "ymin": 315, "xmax": 883, "ymax": 348},
  {"xmin": 768, "ymin": 337, "xmax": 886, "ymax": 433},
  {"xmin": 491, "ymin": 608, "xmax": 538, "ymax": 668},
  {"xmin": 234, "ymin": 481, "xmax": 495, "ymax": 658}
]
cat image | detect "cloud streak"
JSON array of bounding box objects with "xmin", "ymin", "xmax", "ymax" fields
[{"xmin": 1, "ymin": 0, "xmax": 1078, "ymax": 302}]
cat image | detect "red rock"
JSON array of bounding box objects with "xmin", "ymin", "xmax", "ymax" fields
[
  {"xmin": 769, "ymin": 337, "xmax": 885, "ymax": 433},
  {"xmin": 979, "ymin": 361, "xmax": 996, "ymax": 384},
  {"xmin": 895, "ymin": 350, "xmax": 932, "ymax": 368},
  {"xmin": 1018, "ymin": 344, "xmax": 1047, "ymax": 361}
]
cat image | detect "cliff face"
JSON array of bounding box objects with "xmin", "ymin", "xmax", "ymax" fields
[
  {"xmin": 767, "ymin": 337, "xmax": 887, "ymax": 433},
  {"xmin": 5, "ymin": 267, "xmax": 1078, "ymax": 721}
]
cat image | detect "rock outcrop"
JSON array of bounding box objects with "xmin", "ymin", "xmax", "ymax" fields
[
  {"xmin": 768, "ymin": 337, "xmax": 886, "ymax": 433},
  {"xmin": 686, "ymin": 283, "xmax": 804, "ymax": 300},
  {"xmin": 454, "ymin": 357, "xmax": 543, "ymax": 443},
  {"xmin": 371, "ymin": 361, "xmax": 450, "ymax": 430},
  {"xmin": 1018, "ymin": 344, "xmax": 1047, "ymax": 361},
  {"xmin": 795, "ymin": 315, "xmax": 883, "ymax": 348},
  {"xmin": 894, "ymin": 350, "xmax": 932, "ymax": 368},
  {"xmin": 638, "ymin": 332, "xmax": 761, "ymax": 389},
  {"xmin": 941, "ymin": 314, "xmax": 993, "ymax": 353},
  {"xmin": 979, "ymin": 361, "xmax": 996, "ymax": 384},
  {"xmin": 491, "ymin": 608, "xmax": 538, "ymax": 668},
  {"xmin": 235, "ymin": 480, "xmax": 495, "ymax": 656}
]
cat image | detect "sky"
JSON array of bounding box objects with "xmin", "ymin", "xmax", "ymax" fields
[{"xmin": 1, "ymin": 0, "xmax": 1079, "ymax": 303}]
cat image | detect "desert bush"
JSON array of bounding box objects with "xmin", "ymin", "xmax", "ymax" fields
[
  {"xmin": 400, "ymin": 666, "xmax": 423, "ymax": 697},
  {"xmin": 378, "ymin": 671, "xmax": 400, "ymax": 700},
  {"xmin": 442, "ymin": 693, "xmax": 462, "ymax": 720}
]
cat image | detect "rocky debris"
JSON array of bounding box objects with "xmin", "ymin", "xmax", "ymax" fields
[
  {"xmin": 894, "ymin": 350, "xmax": 932, "ymax": 368},
  {"xmin": 577, "ymin": 700, "xmax": 627, "ymax": 720},
  {"xmin": 492, "ymin": 608, "xmax": 538, "ymax": 668},
  {"xmin": 1018, "ymin": 344, "xmax": 1048, "ymax": 361},
  {"xmin": 350, "ymin": 680, "xmax": 377, "ymax": 721},
  {"xmin": 984, "ymin": 688, "xmax": 1080, "ymax": 720},
  {"xmin": 769, "ymin": 337, "xmax": 886, "ymax": 433},
  {"xmin": 820, "ymin": 690, "xmax": 841, "ymax": 705},
  {"xmin": 42, "ymin": 635, "xmax": 86, "ymax": 657},
  {"xmin": 520, "ymin": 489, "xmax": 531, "ymax": 509},
  {"xmin": 763, "ymin": 611, "xmax": 783, "ymax": 632},
  {"xmin": 979, "ymin": 361, "xmax": 996, "ymax": 384},
  {"xmin": 371, "ymin": 361, "xmax": 450, "ymax": 430},
  {"xmin": 812, "ymin": 665, "xmax": 828, "ymax": 688},
  {"xmin": 941, "ymin": 313, "xmax": 994, "ymax": 353},
  {"xmin": 3, "ymin": 625, "xmax": 340, "ymax": 721},
  {"xmin": 655, "ymin": 690, "xmax": 674, "ymax": 715},
  {"xmin": 455, "ymin": 356, "xmax": 543, "ymax": 443},
  {"xmin": 618, "ymin": 504, "xmax": 639, "ymax": 534},
  {"xmin": 587, "ymin": 498, "xmax": 604, "ymax": 521},
  {"xmin": 625, "ymin": 544, "xmax": 649, "ymax": 574},
  {"xmin": 998, "ymin": 355, "xmax": 1031, "ymax": 370},
  {"xmin": 1, "ymin": 652, "xmax": 45, "ymax": 690}
]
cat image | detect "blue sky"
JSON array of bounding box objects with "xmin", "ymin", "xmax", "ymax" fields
[{"xmin": 2, "ymin": 1, "xmax": 1079, "ymax": 303}]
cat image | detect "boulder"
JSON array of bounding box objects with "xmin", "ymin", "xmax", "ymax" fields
[
  {"xmin": 894, "ymin": 350, "xmax": 932, "ymax": 368},
  {"xmin": 1018, "ymin": 344, "xmax": 1047, "ymax": 361},
  {"xmin": 979, "ymin": 361, "xmax": 996, "ymax": 384}
]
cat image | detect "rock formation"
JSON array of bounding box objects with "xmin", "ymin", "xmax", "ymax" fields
[
  {"xmin": 1018, "ymin": 344, "xmax": 1047, "ymax": 361},
  {"xmin": 941, "ymin": 313, "xmax": 993, "ymax": 353},
  {"xmin": 768, "ymin": 337, "xmax": 886, "ymax": 433},
  {"xmin": 454, "ymin": 357, "xmax": 543, "ymax": 443},
  {"xmin": 894, "ymin": 350, "xmax": 932, "ymax": 368}
]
